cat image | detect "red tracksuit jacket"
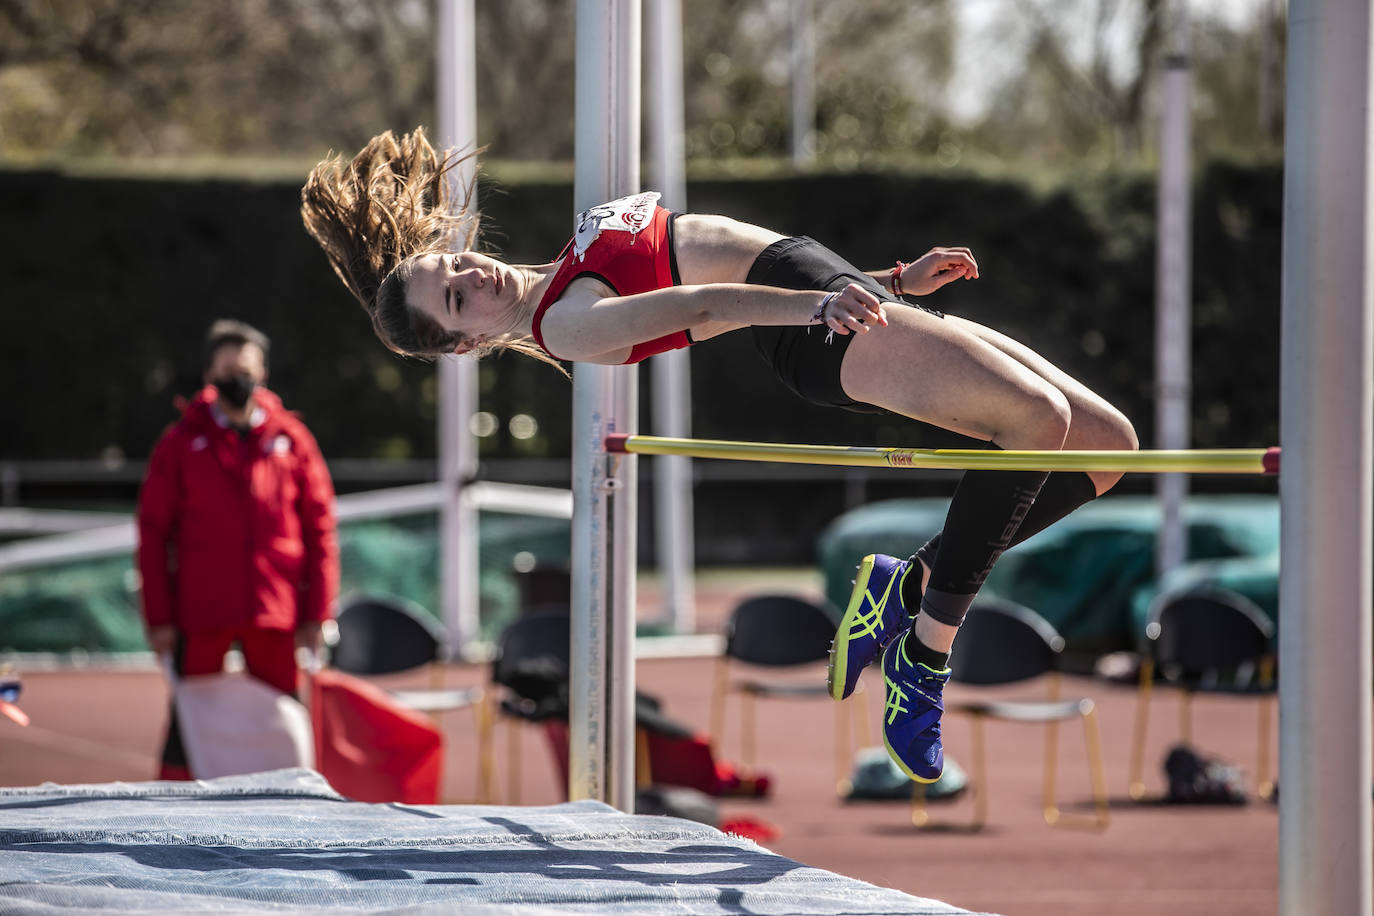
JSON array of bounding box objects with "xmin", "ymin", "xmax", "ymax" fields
[{"xmin": 137, "ymin": 387, "xmax": 339, "ymax": 633}]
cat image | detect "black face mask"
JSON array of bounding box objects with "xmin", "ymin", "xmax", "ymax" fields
[{"xmin": 213, "ymin": 373, "xmax": 257, "ymax": 410}]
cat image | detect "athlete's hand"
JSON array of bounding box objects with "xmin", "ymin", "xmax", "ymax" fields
[
  {"xmin": 818, "ymin": 283, "xmax": 889, "ymax": 336},
  {"xmin": 899, "ymin": 247, "xmax": 979, "ymax": 296},
  {"xmin": 147, "ymin": 625, "xmax": 177, "ymax": 658},
  {"xmin": 295, "ymin": 621, "xmax": 326, "ymax": 654}
]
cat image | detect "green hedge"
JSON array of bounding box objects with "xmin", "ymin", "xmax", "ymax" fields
[{"xmin": 1, "ymin": 159, "xmax": 1281, "ymax": 465}]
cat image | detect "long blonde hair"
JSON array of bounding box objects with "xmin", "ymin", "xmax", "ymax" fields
[{"xmin": 300, "ymin": 127, "xmax": 563, "ymax": 371}]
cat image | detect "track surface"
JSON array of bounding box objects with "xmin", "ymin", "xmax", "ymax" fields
[{"xmin": 1, "ymin": 571, "xmax": 1284, "ymax": 916}]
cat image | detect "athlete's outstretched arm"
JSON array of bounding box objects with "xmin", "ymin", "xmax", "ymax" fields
[{"xmin": 540, "ymin": 282, "xmax": 888, "ymax": 363}]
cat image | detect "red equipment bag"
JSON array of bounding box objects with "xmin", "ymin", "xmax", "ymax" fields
[
  {"xmin": 542, "ymin": 721, "xmax": 770, "ymax": 798},
  {"xmin": 309, "ymin": 668, "xmax": 443, "ymax": 804}
]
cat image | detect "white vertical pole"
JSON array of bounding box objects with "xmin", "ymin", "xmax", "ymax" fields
[
  {"xmin": 645, "ymin": 0, "xmax": 696, "ymax": 635},
  {"xmin": 570, "ymin": 0, "xmax": 641, "ymax": 812},
  {"xmin": 790, "ymin": 0, "xmax": 815, "ymax": 166},
  {"xmin": 1279, "ymin": 2, "xmax": 1374, "ymax": 913},
  {"xmin": 1155, "ymin": 0, "xmax": 1192, "ymax": 579},
  {"xmin": 435, "ymin": 0, "xmax": 481, "ymax": 654}
]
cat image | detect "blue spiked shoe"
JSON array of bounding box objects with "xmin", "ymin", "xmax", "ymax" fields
[
  {"xmin": 881, "ymin": 628, "xmax": 951, "ymax": 784},
  {"xmin": 828, "ymin": 554, "xmax": 918, "ymax": 701}
]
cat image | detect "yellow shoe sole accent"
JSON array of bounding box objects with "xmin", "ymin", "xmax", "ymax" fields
[
  {"xmin": 828, "ymin": 554, "xmax": 887, "ymax": 701},
  {"xmin": 882, "ymin": 729, "xmax": 942, "ymax": 784}
]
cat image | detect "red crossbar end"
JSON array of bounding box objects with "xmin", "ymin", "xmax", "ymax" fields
[
  {"xmin": 605, "ymin": 433, "xmax": 631, "ymax": 454},
  {"xmin": 1262, "ymin": 447, "xmax": 1281, "ymax": 475}
]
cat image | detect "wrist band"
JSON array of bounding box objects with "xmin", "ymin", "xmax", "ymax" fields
[
  {"xmin": 811, "ymin": 291, "xmax": 839, "ymax": 324},
  {"xmin": 891, "ymin": 260, "xmax": 908, "ymax": 296}
]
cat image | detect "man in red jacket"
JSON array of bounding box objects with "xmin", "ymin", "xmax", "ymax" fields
[{"xmin": 138, "ymin": 320, "xmax": 339, "ymax": 780}]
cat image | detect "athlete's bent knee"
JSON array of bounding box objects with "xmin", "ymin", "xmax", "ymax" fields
[
  {"xmin": 1116, "ymin": 414, "xmax": 1140, "ymax": 452},
  {"xmin": 1090, "ymin": 413, "xmax": 1138, "ymax": 495},
  {"xmin": 1031, "ymin": 387, "xmax": 1073, "ymax": 448},
  {"xmin": 996, "ymin": 386, "xmax": 1071, "ymax": 450}
]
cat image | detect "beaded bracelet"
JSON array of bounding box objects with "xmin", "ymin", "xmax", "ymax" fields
[
  {"xmin": 810, "ymin": 290, "xmax": 839, "ymax": 324},
  {"xmin": 891, "ymin": 260, "xmax": 909, "ymax": 296}
]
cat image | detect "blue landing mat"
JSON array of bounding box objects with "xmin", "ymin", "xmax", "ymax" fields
[{"xmin": 0, "ymin": 769, "xmax": 991, "ymax": 915}]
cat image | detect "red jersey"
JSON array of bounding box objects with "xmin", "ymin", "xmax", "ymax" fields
[{"xmin": 530, "ymin": 191, "xmax": 691, "ymax": 364}]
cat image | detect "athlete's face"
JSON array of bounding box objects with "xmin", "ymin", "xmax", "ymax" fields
[{"xmin": 406, "ymin": 251, "xmax": 518, "ymax": 350}]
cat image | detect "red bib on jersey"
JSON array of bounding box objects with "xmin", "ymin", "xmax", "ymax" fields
[{"xmin": 531, "ymin": 192, "xmax": 691, "ymax": 364}]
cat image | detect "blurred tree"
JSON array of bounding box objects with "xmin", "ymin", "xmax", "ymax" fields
[
  {"xmin": 1190, "ymin": 2, "xmax": 1286, "ymax": 155},
  {"xmin": 674, "ymin": 0, "xmax": 958, "ymax": 166},
  {"xmin": 962, "ymin": 0, "xmax": 1284, "ymax": 166},
  {"xmin": 0, "ymin": 0, "xmax": 1284, "ymax": 168},
  {"xmin": 0, "ymin": 0, "xmax": 434, "ymax": 158},
  {"xmin": 962, "ymin": 0, "xmax": 1164, "ymax": 164},
  {"xmin": 472, "ymin": 0, "xmax": 575, "ymax": 162}
]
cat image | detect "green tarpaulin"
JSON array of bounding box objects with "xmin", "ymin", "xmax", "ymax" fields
[{"xmin": 818, "ymin": 495, "xmax": 1278, "ymax": 654}]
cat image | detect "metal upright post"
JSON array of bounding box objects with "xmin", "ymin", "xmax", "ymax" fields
[
  {"xmin": 435, "ymin": 0, "xmax": 481, "ymax": 653},
  {"xmin": 569, "ymin": 0, "xmax": 641, "ymax": 813},
  {"xmin": 645, "ymin": 0, "xmax": 696, "ymax": 635},
  {"xmin": 1278, "ymin": 1, "xmax": 1374, "ymax": 913},
  {"xmin": 1155, "ymin": 0, "xmax": 1192, "ymax": 578},
  {"xmin": 790, "ymin": 0, "xmax": 815, "ymax": 166}
]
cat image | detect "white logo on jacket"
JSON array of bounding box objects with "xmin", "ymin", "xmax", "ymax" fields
[{"xmin": 572, "ymin": 191, "xmax": 660, "ymax": 261}]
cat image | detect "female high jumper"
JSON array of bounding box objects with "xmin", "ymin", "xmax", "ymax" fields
[{"xmin": 301, "ymin": 127, "xmax": 1138, "ymax": 784}]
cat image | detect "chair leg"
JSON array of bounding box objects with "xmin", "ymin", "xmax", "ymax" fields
[
  {"xmin": 475, "ymin": 692, "xmax": 495, "ymax": 804},
  {"xmin": 1042, "ymin": 673, "xmax": 1062, "ymax": 820},
  {"xmin": 911, "ymin": 711, "xmax": 988, "ymax": 831},
  {"xmin": 1179, "ymin": 689, "xmax": 1193, "ymax": 745},
  {"xmin": 635, "ymin": 727, "xmax": 653, "ymax": 790},
  {"xmin": 1256, "ymin": 656, "xmax": 1276, "ymax": 800},
  {"xmin": 843, "ymin": 683, "xmax": 874, "ymax": 798},
  {"xmin": 708, "ymin": 658, "xmax": 729, "ymax": 756},
  {"xmin": 970, "ymin": 713, "xmax": 988, "ymax": 830},
  {"xmin": 742, "ymin": 691, "xmax": 756, "ymax": 775},
  {"xmin": 1257, "ymin": 695, "xmax": 1276, "ymax": 800},
  {"xmin": 834, "ymin": 701, "xmax": 849, "ymax": 796},
  {"xmin": 506, "ymin": 717, "xmax": 523, "ymax": 805},
  {"xmin": 1128, "ymin": 657, "xmax": 1155, "ymax": 800},
  {"xmin": 1087, "ymin": 706, "xmax": 1111, "ymax": 828},
  {"xmin": 1044, "ymin": 701, "xmax": 1111, "ymax": 831},
  {"xmin": 1042, "ymin": 715, "xmax": 1061, "ymax": 824},
  {"xmin": 834, "ymin": 678, "xmax": 876, "ymax": 798},
  {"xmin": 852, "ymin": 679, "xmax": 873, "ymax": 747}
]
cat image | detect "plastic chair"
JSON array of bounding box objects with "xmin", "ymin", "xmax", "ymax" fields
[
  {"xmin": 1128, "ymin": 587, "xmax": 1277, "ymax": 801},
  {"xmin": 911, "ymin": 598, "xmax": 1110, "ymax": 832},
  {"xmin": 488, "ymin": 609, "xmax": 572, "ymax": 803},
  {"xmin": 512, "ymin": 566, "xmax": 572, "ymax": 617},
  {"xmin": 329, "ymin": 594, "xmax": 491, "ymax": 799},
  {"xmin": 708, "ymin": 594, "xmax": 870, "ymax": 796},
  {"xmin": 489, "ymin": 609, "xmax": 682, "ymax": 802}
]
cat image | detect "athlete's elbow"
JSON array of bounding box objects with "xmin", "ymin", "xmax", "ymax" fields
[
  {"xmin": 694, "ymin": 291, "xmax": 736, "ymax": 324},
  {"xmin": 690, "ymin": 305, "xmax": 717, "ymax": 325}
]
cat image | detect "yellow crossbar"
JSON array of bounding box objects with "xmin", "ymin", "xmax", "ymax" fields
[{"xmin": 605, "ymin": 434, "xmax": 1280, "ymax": 475}]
